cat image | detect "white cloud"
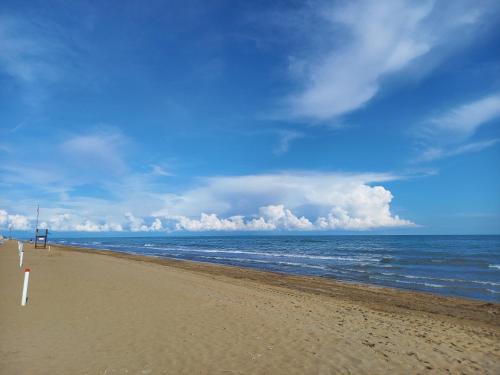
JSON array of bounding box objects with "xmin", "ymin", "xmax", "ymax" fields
[
  {"xmin": 274, "ymin": 131, "xmax": 304, "ymax": 155},
  {"xmin": 284, "ymin": 0, "xmax": 490, "ymax": 121},
  {"xmin": 40, "ymin": 213, "xmax": 123, "ymax": 232},
  {"xmin": 416, "ymin": 94, "xmax": 500, "ymax": 161},
  {"xmin": 0, "ymin": 210, "xmax": 8, "ymax": 226},
  {"xmin": 0, "ymin": 14, "xmax": 78, "ymax": 107},
  {"xmin": 125, "ymin": 212, "xmax": 148, "ymax": 232},
  {"xmin": 0, "ymin": 15, "xmax": 60, "ymax": 83},
  {"xmin": 125, "ymin": 212, "xmax": 164, "ymax": 232},
  {"xmin": 74, "ymin": 220, "xmax": 123, "ymax": 232},
  {"xmin": 38, "ymin": 213, "xmax": 71, "ymax": 231},
  {"xmin": 260, "ymin": 204, "xmax": 314, "ymax": 230},
  {"xmin": 151, "ymin": 165, "xmax": 174, "ymax": 177},
  {"xmin": 175, "ymin": 214, "xmax": 252, "ymax": 231},
  {"xmin": 174, "ymin": 204, "xmax": 314, "ymax": 232},
  {"xmin": 50, "ymin": 213, "xmax": 72, "ymax": 230},
  {"xmin": 59, "ymin": 128, "xmax": 129, "ymax": 175},
  {"xmin": 427, "ymin": 95, "xmax": 500, "ymax": 140},
  {"xmin": 40, "ymin": 213, "xmax": 124, "ymax": 232},
  {"xmin": 150, "ymin": 218, "xmax": 163, "ymax": 231},
  {"xmin": 1, "ymin": 207, "xmax": 126, "ymax": 232},
  {"xmin": 156, "ymin": 172, "xmax": 413, "ymax": 231},
  {"xmin": 0, "ymin": 209, "xmax": 32, "ymax": 230},
  {"xmin": 1, "ymin": 170, "xmax": 414, "ymax": 232},
  {"xmin": 8, "ymin": 214, "xmax": 31, "ymax": 230},
  {"xmin": 417, "ymin": 139, "xmax": 499, "ymax": 162}
]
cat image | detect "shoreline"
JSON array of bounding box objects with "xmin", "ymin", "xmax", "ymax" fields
[
  {"xmin": 54, "ymin": 243, "xmax": 500, "ymax": 327},
  {"xmin": 47, "ymin": 235, "xmax": 500, "ymax": 303}
]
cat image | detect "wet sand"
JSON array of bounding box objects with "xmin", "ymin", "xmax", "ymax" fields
[{"xmin": 1, "ymin": 240, "xmax": 499, "ymax": 374}]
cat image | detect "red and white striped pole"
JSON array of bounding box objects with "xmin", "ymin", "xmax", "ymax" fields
[{"xmin": 21, "ymin": 268, "xmax": 30, "ymax": 306}]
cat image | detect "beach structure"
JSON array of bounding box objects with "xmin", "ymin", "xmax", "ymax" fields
[
  {"xmin": 34, "ymin": 229, "xmax": 48, "ymax": 249},
  {"xmin": 21, "ymin": 268, "xmax": 30, "ymax": 306}
]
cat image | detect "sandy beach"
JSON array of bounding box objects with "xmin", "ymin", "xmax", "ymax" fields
[{"xmin": 1, "ymin": 240, "xmax": 499, "ymax": 374}]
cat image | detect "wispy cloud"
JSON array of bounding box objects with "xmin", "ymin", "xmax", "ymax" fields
[
  {"xmin": 425, "ymin": 94, "xmax": 500, "ymax": 141},
  {"xmin": 150, "ymin": 164, "xmax": 174, "ymax": 177},
  {"xmin": 280, "ymin": 0, "xmax": 492, "ymax": 122},
  {"xmin": 59, "ymin": 128, "xmax": 129, "ymax": 177},
  {"xmin": 0, "ymin": 14, "xmax": 77, "ymax": 106},
  {"xmin": 0, "ymin": 124, "xmax": 175, "ymax": 232},
  {"xmin": 9, "ymin": 122, "xmax": 25, "ymax": 133},
  {"xmin": 0, "ymin": 15, "xmax": 59, "ymax": 83},
  {"xmin": 416, "ymin": 94, "xmax": 500, "ymax": 161},
  {"xmin": 273, "ymin": 130, "xmax": 304, "ymax": 155},
  {"xmin": 0, "ymin": 127, "xmax": 130, "ymax": 193},
  {"xmin": 417, "ymin": 139, "xmax": 499, "ymax": 162}
]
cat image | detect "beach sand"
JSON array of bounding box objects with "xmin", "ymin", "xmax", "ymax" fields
[{"xmin": 1, "ymin": 240, "xmax": 499, "ymax": 374}]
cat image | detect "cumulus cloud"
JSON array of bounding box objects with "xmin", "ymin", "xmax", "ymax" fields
[
  {"xmin": 174, "ymin": 199, "xmax": 411, "ymax": 232},
  {"xmin": 8, "ymin": 215, "xmax": 31, "ymax": 230},
  {"xmin": 260, "ymin": 204, "xmax": 314, "ymax": 230},
  {"xmin": 150, "ymin": 218, "xmax": 163, "ymax": 231},
  {"xmin": 44, "ymin": 213, "xmax": 72, "ymax": 231},
  {"xmin": 38, "ymin": 213, "xmax": 123, "ymax": 232},
  {"xmin": 125, "ymin": 213, "xmax": 164, "ymax": 232},
  {"xmin": 125, "ymin": 212, "xmax": 148, "ymax": 232},
  {"xmin": 74, "ymin": 220, "xmax": 123, "ymax": 232},
  {"xmin": 173, "ymin": 205, "xmax": 313, "ymax": 232},
  {"xmin": 0, "ymin": 210, "xmax": 8, "ymax": 226},
  {"xmin": 417, "ymin": 94, "xmax": 500, "ymax": 161},
  {"xmin": 156, "ymin": 172, "xmax": 413, "ymax": 231},
  {"xmin": 0, "ymin": 209, "xmax": 31, "ymax": 230},
  {"xmin": 1, "ymin": 208, "xmax": 126, "ymax": 232},
  {"xmin": 1, "ymin": 171, "xmax": 414, "ymax": 232},
  {"xmin": 284, "ymin": 0, "xmax": 491, "ymax": 121},
  {"xmin": 51, "ymin": 213, "xmax": 163, "ymax": 233},
  {"xmin": 176, "ymin": 214, "xmax": 255, "ymax": 232}
]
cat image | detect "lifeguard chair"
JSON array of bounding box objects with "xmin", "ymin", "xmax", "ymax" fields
[{"xmin": 35, "ymin": 228, "xmax": 48, "ymax": 249}]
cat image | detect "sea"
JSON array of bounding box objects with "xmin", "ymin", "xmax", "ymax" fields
[{"xmin": 50, "ymin": 235, "xmax": 500, "ymax": 302}]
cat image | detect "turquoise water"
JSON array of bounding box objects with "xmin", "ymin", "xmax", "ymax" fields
[{"xmin": 51, "ymin": 235, "xmax": 500, "ymax": 302}]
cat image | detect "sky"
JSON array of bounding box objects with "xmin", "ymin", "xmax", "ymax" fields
[{"xmin": 0, "ymin": 0, "xmax": 499, "ymax": 235}]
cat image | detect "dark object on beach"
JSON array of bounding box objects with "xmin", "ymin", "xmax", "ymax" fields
[{"xmin": 35, "ymin": 229, "xmax": 48, "ymax": 249}]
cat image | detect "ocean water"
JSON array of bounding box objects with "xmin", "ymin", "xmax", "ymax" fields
[{"xmin": 50, "ymin": 235, "xmax": 500, "ymax": 302}]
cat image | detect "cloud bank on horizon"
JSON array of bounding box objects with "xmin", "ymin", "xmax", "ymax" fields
[
  {"xmin": 0, "ymin": 172, "xmax": 414, "ymax": 232},
  {"xmin": 0, "ymin": 0, "xmax": 499, "ymax": 234}
]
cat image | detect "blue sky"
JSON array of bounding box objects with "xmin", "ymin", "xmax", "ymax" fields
[{"xmin": 0, "ymin": 0, "xmax": 499, "ymax": 234}]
